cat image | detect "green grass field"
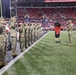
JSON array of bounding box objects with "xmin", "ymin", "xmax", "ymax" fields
[{"xmin": 3, "ymin": 31, "xmax": 76, "ymax": 75}]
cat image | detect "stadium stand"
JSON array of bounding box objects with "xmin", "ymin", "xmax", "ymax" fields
[{"xmin": 17, "ymin": 8, "xmax": 76, "ymax": 30}]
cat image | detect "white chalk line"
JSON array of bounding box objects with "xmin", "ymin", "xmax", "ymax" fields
[{"xmin": 0, "ymin": 31, "xmax": 49, "ymax": 75}]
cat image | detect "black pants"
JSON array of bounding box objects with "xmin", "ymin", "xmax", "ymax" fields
[{"xmin": 55, "ymin": 32, "xmax": 60, "ymax": 38}]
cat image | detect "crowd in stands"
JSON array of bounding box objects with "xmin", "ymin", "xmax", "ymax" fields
[{"xmin": 17, "ymin": 8, "xmax": 76, "ymax": 30}]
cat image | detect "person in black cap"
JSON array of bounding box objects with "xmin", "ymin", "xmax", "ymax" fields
[{"xmin": 54, "ymin": 20, "xmax": 61, "ymax": 43}]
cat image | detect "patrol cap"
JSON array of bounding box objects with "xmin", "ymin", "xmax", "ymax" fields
[
  {"xmin": 24, "ymin": 23, "xmax": 26, "ymax": 26},
  {"xmin": 19, "ymin": 23, "xmax": 23, "ymax": 27},
  {"xmin": 54, "ymin": 21, "xmax": 61, "ymax": 27},
  {"xmin": 68, "ymin": 20, "xmax": 72, "ymax": 23},
  {"xmin": 28, "ymin": 22, "xmax": 31, "ymax": 25},
  {"xmin": 15, "ymin": 23, "xmax": 18, "ymax": 25}
]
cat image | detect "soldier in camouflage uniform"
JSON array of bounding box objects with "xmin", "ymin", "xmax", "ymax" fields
[
  {"xmin": 24, "ymin": 23, "xmax": 29, "ymax": 48},
  {"xmin": 37, "ymin": 23, "xmax": 40, "ymax": 40},
  {"xmin": 10, "ymin": 17, "xmax": 15, "ymax": 28},
  {"xmin": 28, "ymin": 23, "xmax": 32, "ymax": 46},
  {"xmin": 10, "ymin": 17, "xmax": 17, "ymax": 57},
  {"xmin": 38, "ymin": 23, "xmax": 42, "ymax": 38},
  {"xmin": 10, "ymin": 25, "xmax": 17, "ymax": 57},
  {"xmin": 67, "ymin": 20, "xmax": 73, "ymax": 45},
  {"xmin": 19, "ymin": 23, "xmax": 25, "ymax": 52},
  {"xmin": 10, "ymin": 17, "xmax": 17, "ymax": 30},
  {"xmin": 31, "ymin": 23, "xmax": 34, "ymax": 44},
  {"xmin": 0, "ymin": 25, "xmax": 6, "ymax": 67},
  {"xmin": 34, "ymin": 23, "xmax": 37, "ymax": 42}
]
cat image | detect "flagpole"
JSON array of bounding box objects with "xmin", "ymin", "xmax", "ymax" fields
[
  {"xmin": 0, "ymin": 0, "xmax": 3, "ymax": 18},
  {"xmin": 10, "ymin": 0, "xmax": 11, "ymax": 18},
  {"xmin": 16, "ymin": 0, "xmax": 17, "ymax": 17}
]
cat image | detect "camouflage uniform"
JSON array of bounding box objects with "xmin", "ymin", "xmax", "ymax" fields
[
  {"xmin": 34, "ymin": 23, "xmax": 37, "ymax": 42},
  {"xmin": 10, "ymin": 17, "xmax": 17, "ymax": 30},
  {"xmin": 37, "ymin": 23, "xmax": 40, "ymax": 39},
  {"xmin": 19, "ymin": 23, "xmax": 25, "ymax": 52},
  {"xmin": 10, "ymin": 17, "xmax": 17, "ymax": 56},
  {"xmin": 0, "ymin": 25, "xmax": 6, "ymax": 67},
  {"xmin": 67, "ymin": 21, "xmax": 73, "ymax": 34},
  {"xmin": 31, "ymin": 23, "xmax": 34, "ymax": 44},
  {"xmin": 10, "ymin": 26, "xmax": 17, "ymax": 56},
  {"xmin": 24, "ymin": 23, "xmax": 29, "ymax": 48},
  {"xmin": 67, "ymin": 20, "xmax": 73, "ymax": 45},
  {"xmin": 10, "ymin": 17, "xmax": 16, "ymax": 24},
  {"xmin": 28, "ymin": 23, "xmax": 32, "ymax": 46},
  {"xmin": 38, "ymin": 23, "xmax": 42, "ymax": 38},
  {"xmin": 10, "ymin": 17, "xmax": 15, "ymax": 27}
]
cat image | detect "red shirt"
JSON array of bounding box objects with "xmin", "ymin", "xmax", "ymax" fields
[{"xmin": 54, "ymin": 26, "xmax": 61, "ymax": 34}]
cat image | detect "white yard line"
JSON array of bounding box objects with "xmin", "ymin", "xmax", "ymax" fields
[
  {"xmin": 0, "ymin": 31, "xmax": 49, "ymax": 75},
  {"xmin": 27, "ymin": 52, "xmax": 39, "ymax": 62}
]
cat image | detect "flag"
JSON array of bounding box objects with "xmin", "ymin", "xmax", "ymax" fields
[{"xmin": 5, "ymin": 24, "xmax": 10, "ymax": 33}]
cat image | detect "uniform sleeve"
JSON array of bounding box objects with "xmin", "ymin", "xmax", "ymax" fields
[
  {"xmin": 2, "ymin": 35, "xmax": 6, "ymax": 43},
  {"xmin": 19, "ymin": 28, "xmax": 23, "ymax": 33},
  {"xmin": 67, "ymin": 24, "xmax": 73, "ymax": 31}
]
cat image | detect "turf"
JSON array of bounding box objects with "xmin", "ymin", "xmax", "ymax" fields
[{"xmin": 3, "ymin": 31, "xmax": 76, "ymax": 75}]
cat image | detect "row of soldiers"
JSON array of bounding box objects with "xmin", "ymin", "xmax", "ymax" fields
[
  {"xmin": 0, "ymin": 17, "xmax": 42, "ymax": 68},
  {"xmin": 19, "ymin": 22, "xmax": 42, "ymax": 52}
]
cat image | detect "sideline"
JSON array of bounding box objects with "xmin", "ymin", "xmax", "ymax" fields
[{"xmin": 0, "ymin": 31, "xmax": 49, "ymax": 75}]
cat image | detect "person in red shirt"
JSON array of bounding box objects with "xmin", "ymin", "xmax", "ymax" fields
[{"xmin": 54, "ymin": 21, "xmax": 61, "ymax": 43}]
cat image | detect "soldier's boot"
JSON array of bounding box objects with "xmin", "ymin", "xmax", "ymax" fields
[
  {"xmin": 0, "ymin": 54, "xmax": 5, "ymax": 69},
  {"xmin": 21, "ymin": 48, "xmax": 25, "ymax": 52},
  {"xmin": 29, "ymin": 42, "xmax": 31, "ymax": 46},
  {"xmin": 35, "ymin": 37, "xmax": 37, "ymax": 41},
  {"xmin": 31, "ymin": 37, "xmax": 34, "ymax": 44},
  {"xmin": 28, "ymin": 42, "xmax": 30, "ymax": 46},
  {"xmin": 31, "ymin": 40, "xmax": 33, "ymax": 44},
  {"xmin": 33, "ymin": 39, "xmax": 34, "ymax": 43},
  {"xmin": 32, "ymin": 37, "xmax": 34, "ymax": 43},
  {"xmin": 25, "ymin": 43, "xmax": 28, "ymax": 49},
  {"xmin": 32, "ymin": 40, "xmax": 34, "ymax": 44},
  {"xmin": 34, "ymin": 37, "xmax": 36, "ymax": 42},
  {"xmin": 31, "ymin": 38, "xmax": 32, "ymax": 44},
  {"xmin": 0, "ymin": 52, "xmax": 5, "ymax": 68},
  {"xmin": 21, "ymin": 49, "xmax": 23, "ymax": 52},
  {"xmin": 31, "ymin": 36, "xmax": 33, "ymax": 44},
  {"xmin": 0, "ymin": 61, "xmax": 5, "ymax": 69},
  {"xmin": 12, "ymin": 50, "xmax": 17, "ymax": 58},
  {"xmin": 25, "ymin": 45, "xmax": 28, "ymax": 49}
]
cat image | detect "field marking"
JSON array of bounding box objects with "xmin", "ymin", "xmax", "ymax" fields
[
  {"xmin": 27, "ymin": 52, "xmax": 39, "ymax": 62},
  {"xmin": 19, "ymin": 57, "xmax": 40, "ymax": 75},
  {"xmin": 30, "ymin": 47, "xmax": 44, "ymax": 56},
  {"xmin": 39, "ymin": 41, "xmax": 57, "ymax": 46},
  {"xmin": 0, "ymin": 31, "xmax": 49, "ymax": 75}
]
